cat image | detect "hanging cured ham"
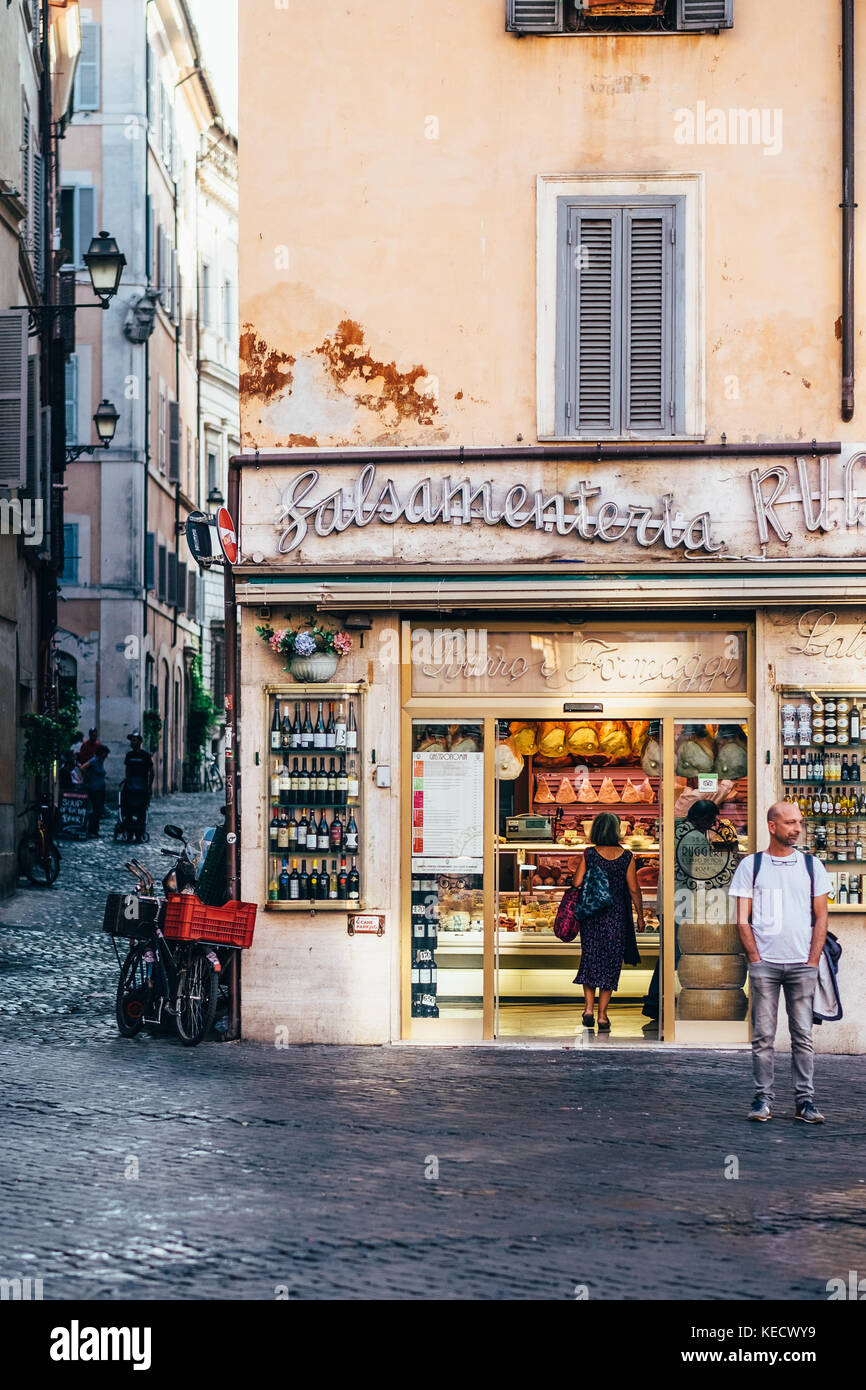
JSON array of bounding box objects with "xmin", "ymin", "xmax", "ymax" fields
[
  {"xmin": 556, "ymin": 777, "xmax": 577, "ymax": 805},
  {"xmin": 598, "ymin": 776, "xmax": 620, "ymax": 803},
  {"xmin": 535, "ymin": 778, "xmax": 554, "ymax": 805},
  {"xmin": 577, "ymin": 779, "xmax": 598, "ymax": 803},
  {"xmin": 637, "ymin": 778, "xmax": 655, "ymax": 804},
  {"xmin": 621, "ymin": 779, "xmax": 640, "ymax": 804}
]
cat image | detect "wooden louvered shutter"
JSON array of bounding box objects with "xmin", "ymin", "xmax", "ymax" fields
[
  {"xmin": 76, "ymin": 187, "xmax": 96, "ymax": 266},
  {"xmin": 145, "ymin": 533, "xmax": 155, "ymax": 591},
  {"xmin": 677, "ymin": 0, "xmax": 733, "ymax": 30},
  {"xmin": 65, "ymin": 355, "xmax": 78, "ymax": 444},
  {"xmin": 32, "ymin": 152, "xmax": 44, "ymax": 283},
  {"xmin": 506, "ymin": 1, "xmax": 563, "ymax": 32},
  {"xmin": 186, "ymin": 568, "xmax": 197, "ymax": 620},
  {"xmin": 0, "ymin": 312, "xmax": 28, "ymax": 488},
  {"xmin": 168, "ymin": 401, "xmax": 181, "ymax": 482},
  {"xmin": 622, "ymin": 208, "xmax": 674, "ymax": 435},
  {"xmin": 75, "ymin": 22, "xmax": 101, "ymax": 111},
  {"xmin": 562, "ymin": 208, "xmax": 620, "ymax": 434}
]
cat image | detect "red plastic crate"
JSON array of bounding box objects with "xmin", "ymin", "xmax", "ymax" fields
[{"xmin": 163, "ymin": 894, "xmax": 257, "ymax": 949}]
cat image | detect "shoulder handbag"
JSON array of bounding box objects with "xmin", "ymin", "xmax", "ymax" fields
[{"xmin": 553, "ymin": 887, "xmax": 580, "ymax": 943}]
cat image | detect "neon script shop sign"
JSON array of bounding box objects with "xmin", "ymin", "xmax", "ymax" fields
[{"xmin": 275, "ymin": 465, "xmax": 724, "ymax": 556}]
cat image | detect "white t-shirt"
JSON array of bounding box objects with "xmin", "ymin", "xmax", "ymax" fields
[{"xmin": 728, "ymin": 849, "xmax": 830, "ymax": 963}]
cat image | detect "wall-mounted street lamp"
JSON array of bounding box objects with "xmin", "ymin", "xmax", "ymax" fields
[
  {"xmin": 65, "ymin": 399, "xmax": 120, "ymax": 462},
  {"xmin": 207, "ymin": 486, "xmax": 225, "ymax": 509},
  {"xmin": 14, "ymin": 229, "xmax": 127, "ymax": 332},
  {"xmin": 82, "ymin": 231, "xmax": 127, "ymax": 309}
]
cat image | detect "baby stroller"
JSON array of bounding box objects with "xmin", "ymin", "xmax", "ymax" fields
[{"xmin": 113, "ymin": 778, "xmax": 151, "ymax": 844}]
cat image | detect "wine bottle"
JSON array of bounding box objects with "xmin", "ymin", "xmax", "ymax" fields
[
  {"xmin": 299, "ymin": 858, "xmax": 311, "ymax": 899},
  {"xmin": 334, "ymin": 702, "xmax": 347, "ymax": 748},
  {"xmin": 316, "ymin": 757, "xmax": 328, "ymax": 806},
  {"xmin": 290, "ymin": 757, "xmax": 300, "ymax": 795},
  {"xmin": 298, "ymin": 758, "xmax": 311, "ymax": 800},
  {"xmin": 317, "ymin": 861, "xmax": 331, "ymax": 900},
  {"xmin": 313, "ymin": 700, "xmax": 326, "ymax": 749},
  {"xmin": 309, "ymin": 861, "xmax": 320, "ymax": 898},
  {"xmin": 269, "ymin": 865, "xmax": 279, "ymax": 902},
  {"xmin": 278, "ymin": 761, "xmax": 291, "ymax": 807},
  {"xmin": 851, "ymin": 701, "xmax": 861, "ymax": 744},
  {"xmin": 329, "ymin": 812, "xmax": 343, "ymax": 851},
  {"xmin": 337, "ymin": 856, "xmax": 349, "ymax": 900},
  {"xmin": 270, "ymin": 703, "xmax": 281, "ymax": 752},
  {"xmin": 326, "ymin": 701, "xmax": 336, "ymax": 750},
  {"xmin": 329, "ymin": 859, "xmax": 338, "ymax": 900},
  {"xmin": 327, "ymin": 757, "xmax": 337, "ymax": 801},
  {"xmin": 280, "ymin": 703, "xmax": 292, "ymax": 749},
  {"xmin": 302, "ymin": 701, "xmax": 314, "ymax": 748},
  {"xmin": 288, "ymin": 808, "xmax": 298, "ymax": 846},
  {"xmin": 277, "ymin": 812, "xmax": 290, "ymax": 850},
  {"xmin": 318, "ymin": 810, "xmax": 330, "ymax": 851},
  {"xmin": 348, "ymin": 856, "xmax": 360, "ymax": 901},
  {"xmin": 279, "ymin": 858, "xmax": 291, "ymax": 900},
  {"xmin": 344, "ymin": 811, "xmax": 358, "ymax": 852},
  {"xmin": 782, "ymin": 749, "xmax": 790, "ymax": 782},
  {"xmin": 269, "ymin": 806, "xmax": 279, "ymax": 850},
  {"xmin": 291, "ymin": 701, "xmax": 302, "ymax": 748},
  {"xmin": 288, "ymin": 858, "xmax": 300, "ymax": 900},
  {"xmin": 269, "ymin": 763, "xmax": 280, "ymax": 800},
  {"xmin": 347, "ymin": 756, "xmax": 359, "ymax": 801},
  {"xmin": 336, "ymin": 756, "xmax": 348, "ymax": 807},
  {"xmin": 346, "ymin": 700, "xmax": 358, "ymax": 750},
  {"xmin": 297, "ymin": 809, "xmax": 309, "ymax": 848}
]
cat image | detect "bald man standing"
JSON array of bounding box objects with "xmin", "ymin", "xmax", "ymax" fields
[{"xmin": 729, "ymin": 800, "xmax": 829, "ymax": 1124}]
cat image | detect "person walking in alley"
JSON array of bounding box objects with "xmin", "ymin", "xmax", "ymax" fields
[
  {"xmin": 729, "ymin": 800, "xmax": 830, "ymax": 1124},
  {"xmin": 82, "ymin": 743, "xmax": 109, "ymax": 836},
  {"xmin": 77, "ymin": 728, "xmax": 100, "ymax": 766}
]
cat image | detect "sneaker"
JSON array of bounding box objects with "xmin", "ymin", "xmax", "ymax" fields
[
  {"xmin": 795, "ymin": 1101, "xmax": 825, "ymax": 1124},
  {"xmin": 747, "ymin": 1096, "xmax": 772, "ymax": 1122}
]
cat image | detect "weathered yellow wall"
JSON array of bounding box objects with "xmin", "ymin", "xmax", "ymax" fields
[{"xmin": 239, "ymin": 0, "xmax": 862, "ymax": 449}]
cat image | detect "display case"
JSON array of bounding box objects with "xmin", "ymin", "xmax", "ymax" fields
[
  {"xmin": 264, "ymin": 683, "xmax": 365, "ymax": 911},
  {"xmin": 778, "ymin": 687, "xmax": 866, "ymax": 910}
]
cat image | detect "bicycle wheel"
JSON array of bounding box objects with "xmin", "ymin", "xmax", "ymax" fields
[
  {"xmin": 212, "ymin": 766, "xmax": 224, "ymax": 790},
  {"xmin": 175, "ymin": 946, "xmax": 219, "ymax": 1046},
  {"xmin": 115, "ymin": 945, "xmax": 149, "ymax": 1037},
  {"xmin": 18, "ymin": 835, "xmax": 61, "ymax": 886}
]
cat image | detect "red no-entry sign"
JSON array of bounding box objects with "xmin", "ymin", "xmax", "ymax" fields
[{"xmin": 216, "ymin": 506, "xmax": 238, "ymax": 565}]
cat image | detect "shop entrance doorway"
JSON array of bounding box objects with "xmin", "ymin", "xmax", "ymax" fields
[{"xmin": 494, "ymin": 717, "xmax": 663, "ymax": 1041}]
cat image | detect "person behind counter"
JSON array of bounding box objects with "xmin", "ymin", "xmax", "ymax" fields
[{"xmin": 571, "ymin": 812, "xmax": 643, "ymax": 1032}]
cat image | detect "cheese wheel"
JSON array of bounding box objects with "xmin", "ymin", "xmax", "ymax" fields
[
  {"xmin": 556, "ymin": 777, "xmax": 577, "ymax": 805},
  {"xmin": 621, "ymin": 778, "xmax": 640, "ymax": 804}
]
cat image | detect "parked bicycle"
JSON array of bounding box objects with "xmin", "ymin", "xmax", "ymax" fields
[
  {"xmin": 104, "ymin": 823, "xmax": 255, "ymax": 1046},
  {"xmin": 203, "ymin": 754, "xmax": 224, "ymax": 792},
  {"xmin": 18, "ymin": 802, "xmax": 62, "ymax": 886}
]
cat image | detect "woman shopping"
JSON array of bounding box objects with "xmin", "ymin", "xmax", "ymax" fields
[{"xmin": 571, "ymin": 812, "xmax": 643, "ymax": 1031}]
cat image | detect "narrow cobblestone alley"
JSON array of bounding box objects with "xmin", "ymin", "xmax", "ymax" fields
[{"xmin": 1, "ymin": 793, "xmax": 865, "ymax": 1301}]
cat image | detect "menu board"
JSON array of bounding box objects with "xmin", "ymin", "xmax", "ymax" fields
[
  {"xmin": 411, "ymin": 751, "xmax": 483, "ymax": 871},
  {"xmin": 58, "ymin": 791, "xmax": 90, "ymax": 840}
]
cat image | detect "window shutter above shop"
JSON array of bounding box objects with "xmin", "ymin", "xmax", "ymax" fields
[
  {"xmin": 677, "ymin": 0, "xmax": 733, "ymax": 30},
  {"xmin": 623, "ymin": 208, "xmax": 674, "ymax": 435},
  {"xmin": 506, "ymin": 1, "xmax": 564, "ymax": 31},
  {"xmin": 32, "ymin": 152, "xmax": 44, "ymax": 283},
  {"xmin": 0, "ymin": 312, "xmax": 28, "ymax": 489},
  {"xmin": 177, "ymin": 561, "xmax": 187, "ymax": 614},
  {"xmin": 167, "ymin": 553, "xmax": 177, "ymax": 607},
  {"xmin": 157, "ymin": 544, "xmax": 167, "ymax": 601},
  {"xmin": 558, "ymin": 200, "xmax": 682, "ymax": 438},
  {"xmin": 186, "ymin": 568, "xmax": 197, "ymax": 620},
  {"xmin": 65, "ymin": 355, "xmax": 78, "ymax": 445},
  {"xmin": 26, "ymin": 353, "xmax": 40, "ymax": 497}
]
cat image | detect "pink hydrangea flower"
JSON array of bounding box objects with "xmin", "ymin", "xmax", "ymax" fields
[{"xmin": 333, "ymin": 632, "xmax": 352, "ymax": 655}]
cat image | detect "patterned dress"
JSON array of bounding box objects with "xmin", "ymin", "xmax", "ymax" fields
[{"xmin": 575, "ymin": 848, "xmax": 634, "ymax": 992}]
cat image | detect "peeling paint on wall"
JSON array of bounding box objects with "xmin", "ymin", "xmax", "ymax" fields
[
  {"xmin": 316, "ymin": 319, "xmax": 439, "ymax": 426},
  {"xmin": 239, "ymin": 324, "xmax": 295, "ymax": 400}
]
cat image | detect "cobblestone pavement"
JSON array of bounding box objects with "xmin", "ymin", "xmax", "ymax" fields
[{"xmin": 1, "ymin": 792, "xmax": 865, "ymax": 1301}]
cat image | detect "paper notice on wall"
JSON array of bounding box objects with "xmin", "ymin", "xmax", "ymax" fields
[{"xmin": 411, "ymin": 751, "xmax": 483, "ymax": 871}]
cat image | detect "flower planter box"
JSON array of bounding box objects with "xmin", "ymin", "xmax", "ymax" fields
[{"xmin": 582, "ymin": 1, "xmax": 662, "ymax": 13}]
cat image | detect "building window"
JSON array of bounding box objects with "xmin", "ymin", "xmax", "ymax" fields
[
  {"xmin": 157, "ymin": 544, "xmax": 167, "ymax": 601},
  {"xmin": 158, "ymin": 380, "xmax": 166, "ymax": 471},
  {"xmin": 145, "ymin": 532, "xmax": 155, "ymax": 590},
  {"xmin": 74, "ymin": 21, "xmax": 101, "ymax": 111},
  {"xmin": 555, "ymin": 197, "xmax": 684, "ymax": 438},
  {"xmin": 65, "ymin": 356, "xmax": 78, "ymax": 445},
  {"xmin": 59, "ymin": 185, "xmax": 97, "ymax": 268},
  {"xmin": 61, "ymin": 524, "xmax": 79, "ymax": 586},
  {"xmin": 223, "ymin": 280, "xmax": 234, "ymax": 341},
  {"xmin": 505, "ymin": 1, "xmax": 733, "ymax": 35},
  {"xmin": 202, "ymin": 262, "xmax": 212, "ymax": 327},
  {"xmin": 207, "ymin": 449, "xmax": 218, "ymax": 497}
]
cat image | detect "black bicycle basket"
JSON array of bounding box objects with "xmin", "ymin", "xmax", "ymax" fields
[{"xmin": 103, "ymin": 892, "xmax": 161, "ymax": 938}]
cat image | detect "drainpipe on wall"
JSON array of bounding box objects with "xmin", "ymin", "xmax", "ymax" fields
[
  {"xmin": 224, "ymin": 459, "xmax": 240, "ymax": 1040},
  {"xmin": 842, "ymin": 0, "xmax": 855, "ymax": 422}
]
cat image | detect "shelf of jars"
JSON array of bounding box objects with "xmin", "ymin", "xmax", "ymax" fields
[
  {"xmin": 264, "ymin": 685, "xmax": 365, "ymax": 910},
  {"xmin": 779, "ymin": 689, "xmax": 866, "ymax": 910}
]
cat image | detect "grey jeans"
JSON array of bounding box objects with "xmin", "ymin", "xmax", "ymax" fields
[{"xmin": 748, "ymin": 961, "xmax": 819, "ymax": 1104}]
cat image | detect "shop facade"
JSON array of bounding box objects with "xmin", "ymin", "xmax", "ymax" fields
[{"xmin": 233, "ymin": 447, "xmax": 866, "ymax": 1051}]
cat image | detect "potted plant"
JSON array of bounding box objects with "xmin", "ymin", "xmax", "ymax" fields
[
  {"xmin": 583, "ymin": 0, "xmax": 661, "ymax": 13},
  {"xmin": 256, "ymin": 621, "xmax": 353, "ymax": 683}
]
